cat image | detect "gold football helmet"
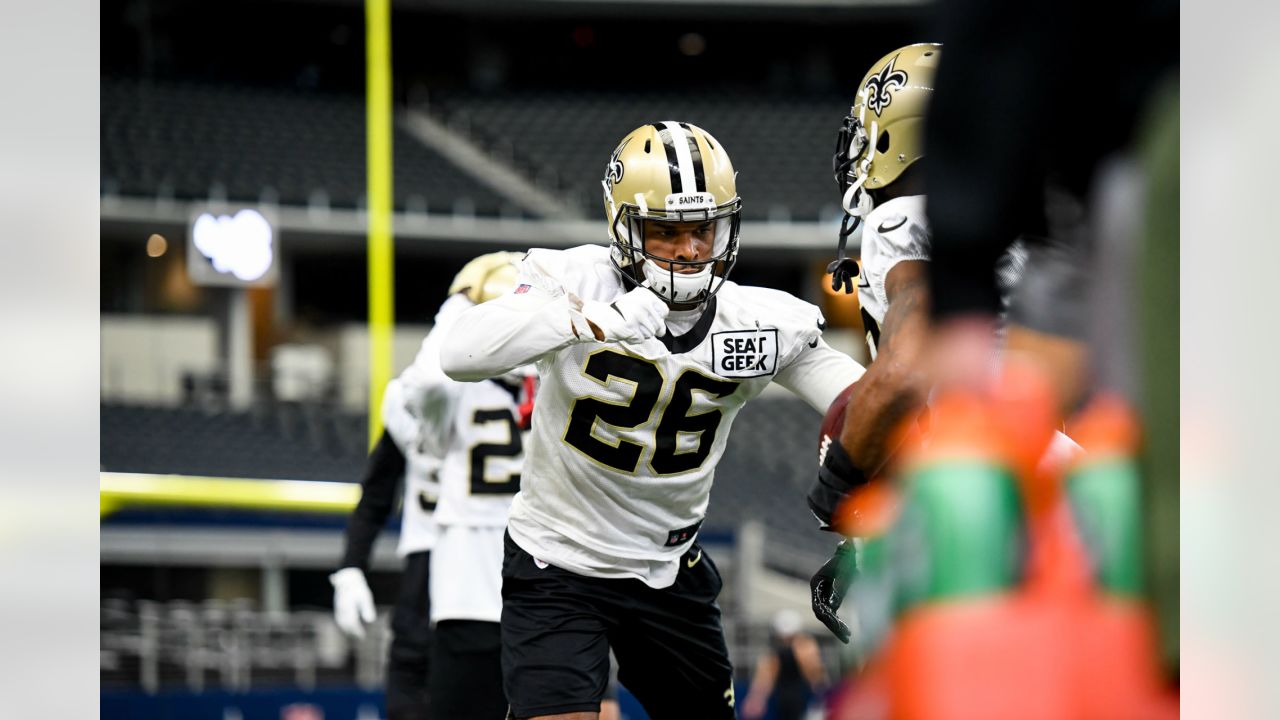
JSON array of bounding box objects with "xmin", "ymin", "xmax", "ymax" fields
[
  {"xmin": 602, "ymin": 121, "xmax": 742, "ymax": 306},
  {"xmin": 833, "ymin": 43, "xmax": 941, "ymax": 217},
  {"xmin": 448, "ymin": 251, "xmax": 523, "ymax": 304}
]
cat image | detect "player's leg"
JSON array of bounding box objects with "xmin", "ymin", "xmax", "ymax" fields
[
  {"xmin": 427, "ymin": 620, "xmax": 505, "ymax": 720},
  {"xmin": 608, "ymin": 543, "xmax": 736, "ymax": 720},
  {"xmin": 386, "ymin": 550, "xmax": 433, "ymax": 720},
  {"xmin": 500, "ymin": 532, "xmax": 613, "ymax": 720}
]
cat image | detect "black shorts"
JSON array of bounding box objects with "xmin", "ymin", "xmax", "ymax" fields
[
  {"xmin": 429, "ymin": 620, "xmax": 505, "ymax": 720},
  {"xmin": 500, "ymin": 532, "xmax": 735, "ymax": 720}
]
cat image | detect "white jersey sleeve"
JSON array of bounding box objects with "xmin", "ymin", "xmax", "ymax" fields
[
  {"xmin": 384, "ymin": 378, "xmax": 442, "ymax": 557},
  {"xmin": 397, "ymin": 294, "xmax": 472, "ymax": 457},
  {"xmin": 380, "ymin": 377, "xmax": 419, "ymax": 454},
  {"xmin": 440, "ymin": 248, "xmax": 612, "ymax": 382},
  {"xmin": 775, "ymin": 337, "xmax": 866, "ymax": 412},
  {"xmin": 858, "ymin": 195, "xmax": 931, "ymax": 355},
  {"xmin": 727, "ymin": 286, "xmax": 865, "ymax": 413}
]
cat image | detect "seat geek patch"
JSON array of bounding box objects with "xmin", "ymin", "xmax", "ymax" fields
[{"xmin": 711, "ymin": 329, "xmax": 779, "ymax": 378}]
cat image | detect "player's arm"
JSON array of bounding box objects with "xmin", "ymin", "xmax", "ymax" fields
[
  {"xmin": 438, "ymin": 286, "xmax": 583, "ymax": 381},
  {"xmin": 331, "ymin": 426, "xmax": 406, "ymax": 638},
  {"xmin": 337, "ymin": 429, "xmax": 404, "ymax": 571},
  {"xmin": 439, "ymin": 268, "xmax": 668, "ymax": 382},
  {"xmin": 772, "ymin": 337, "xmax": 866, "ymax": 414},
  {"xmin": 809, "ymin": 261, "xmax": 929, "ymax": 530},
  {"xmin": 397, "ymin": 307, "xmax": 467, "ymax": 457},
  {"xmin": 807, "ymin": 262, "xmax": 928, "ymax": 643},
  {"xmin": 839, "ymin": 259, "xmax": 930, "ymax": 476}
]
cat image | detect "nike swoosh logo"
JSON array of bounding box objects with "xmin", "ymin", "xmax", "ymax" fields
[
  {"xmin": 877, "ymin": 217, "xmax": 907, "ymax": 233},
  {"xmin": 686, "ymin": 549, "xmax": 703, "ymax": 568}
]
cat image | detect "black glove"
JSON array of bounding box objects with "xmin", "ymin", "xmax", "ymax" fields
[
  {"xmin": 807, "ymin": 438, "xmax": 869, "ymax": 531},
  {"xmin": 811, "ymin": 539, "xmax": 858, "ymax": 644}
]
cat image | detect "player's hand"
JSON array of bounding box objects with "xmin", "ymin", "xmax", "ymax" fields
[
  {"xmin": 810, "ymin": 539, "xmax": 858, "ymax": 644},
  {"xmin": 330, "ymin": 567, "xmax": 376, "ymax": 638},
  {"xmin": 577, "ymin": 287, "xmax": 669, "ymax": 343}
]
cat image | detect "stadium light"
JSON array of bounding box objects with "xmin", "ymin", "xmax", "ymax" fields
[{"xmin": 187, "ymin": 208, "xmax": 278, "ymax": 286}]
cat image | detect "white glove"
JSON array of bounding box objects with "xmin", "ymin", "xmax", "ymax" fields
[
  {"xmin": 570, "ymin": 287, "xmax": 669, "ymax": 343},
  {"xmin": 330, "ymin": 567, "xmax": 376, "ymax": 638}
]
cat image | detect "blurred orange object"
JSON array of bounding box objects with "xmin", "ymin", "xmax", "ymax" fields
[
  {"xmin": 832, "ymin": 480, "xmax": 900, "ymax": 538},
  {"xmin": 828, "ymin": 373, "xmax": 1174, "ymax": 720}
]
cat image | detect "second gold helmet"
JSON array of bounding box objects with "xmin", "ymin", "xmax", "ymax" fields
[
  {"xmin": 448, "ymin": 251, "xmax": 524, "ymax": 304},
  {"xmin": 833, "ymin": 43, "xmax": 941, "ymax": 214}
]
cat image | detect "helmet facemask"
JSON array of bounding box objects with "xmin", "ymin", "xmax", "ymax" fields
[
  {"xmin": 832, "ymin": 90, "xmax": 879, "ymax": 232},
  {"xmin": 606, "ymin": 191, "xmax": 741, "ymax": 309}
]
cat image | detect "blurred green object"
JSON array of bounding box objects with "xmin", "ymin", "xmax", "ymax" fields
[
  {"xmin": 897, "ymin": 461, "xmax": 1024, "ymax": 610},
  {"xmin": 1067, "ymin": 457, "xmax": 1144, "ymax": 596}
]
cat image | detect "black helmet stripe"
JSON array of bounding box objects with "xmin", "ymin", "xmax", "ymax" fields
[
  {"xmin": 655, "ymin": 124, "xmax": 684, "ymax": 194},
  {"xmin": 678, "ymin": 122, "xmax": 707, "ymax": 193}
]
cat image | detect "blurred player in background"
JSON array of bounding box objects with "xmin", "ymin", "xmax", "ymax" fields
[
  {"xmin": 331, "ymin": 252, "xmax": 533, "ymax": 720},
  {"xmin": 808, "ymin": 43, "xmax": 1086, "ymax": 642},
  {"xmin": 804, "ymin": 23, "xmax": 1177, "ymax": 717},
  {"xmin": 741, "ymin": 609, "xmax": 829, "ymax": 720},
  {"xmin": 331, "ymin": 380, "xmax": 440, "ymax": 720},
  {"xmin": 440, "ymin": 122, "xmax": 865, "ymax": 719},
  {"xmin": 918, "ymin": 0, "xmax": 1178, "ymax": 666},
  {"xmin": 397, "ymin": 251, "xmax": 536, "ymax": 720},
  {"xmin": 808, "ymin": 43, "xmax": 961, "ymax": 641}
]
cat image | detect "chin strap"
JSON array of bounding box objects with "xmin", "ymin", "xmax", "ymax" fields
[
  {"xmin": 827, "ymin": 215, "xmax": 861, "ymax": 295},
  {"xmin": 829, "ymin": 118, "xmax": 877, "ymax": 295},
  {"xmin": 828, "ymin": 177, "xmax": 872, "ymax": 295}
]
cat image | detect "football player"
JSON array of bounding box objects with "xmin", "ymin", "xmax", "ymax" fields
[
  {"xmin": 399, "ymin": 251, "xmax": 537, "ymax": 720},
  {"xmin": 808, "ymin": 49, "xmax": 953, "ymax": 643},
  {"xmin": 440, "ymin": 122, "xmax": 866, "ymax": 720},
  {"xmin": 331, "ymin": 376, "xmax": 441, "ymax": 720},
  {"xmin": 808, "ymin": 44, "xmax": 1078, "ymax": 644},
  {"xmin": 331, "ymin": 252, "xmax": 532, "ymax": 720}
]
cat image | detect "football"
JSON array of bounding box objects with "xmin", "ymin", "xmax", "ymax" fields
[{"xmin": 818, "ymin": 381, "xmax": 857, "ymax": 467}]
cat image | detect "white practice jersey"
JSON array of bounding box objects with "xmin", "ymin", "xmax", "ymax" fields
[
  {"xmin": 381, "ymin": 377, "xmax": 441, "ymax": 556},
  {"xmin": 398, "ymin": 294, "xmax": 532, "ymax": 529},
  {"xmin": 399, "ymin": 294, "xmax": 533, "ymax": 621},
  {"xmin": 857, "ymin": 196, "xmax": 931, "ymax": 358},
  {"xmin": 856, "ymin": 196, "xmax": 1070, "ymax": 473},
  {"xmin": 431, "ymin": 374, "xmax": 530, "ymax": 528},
  {"xmin": 430, "ymin": 525, "xmax": 506, "ymax": 623},
  {"xmin": 857, "ymin": 195, "xmax": 1026, "ymax": 358},
  {"xmin": 441, "ymin": 244, "xmax": 865, "ymax": 588}
]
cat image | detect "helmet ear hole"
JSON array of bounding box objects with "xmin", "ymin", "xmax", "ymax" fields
[{"xmin": 876, "ymin": 130, "xmax": 891, "ymax": 154}]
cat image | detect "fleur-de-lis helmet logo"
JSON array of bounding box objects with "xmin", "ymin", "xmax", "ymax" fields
[
  {"xmin": 863, "ymin": 55, "xmax": 908, "ymax": 118},
  {"xmin": 604, "ymin": 139, "xmax": 627, "ymax": 190}
]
